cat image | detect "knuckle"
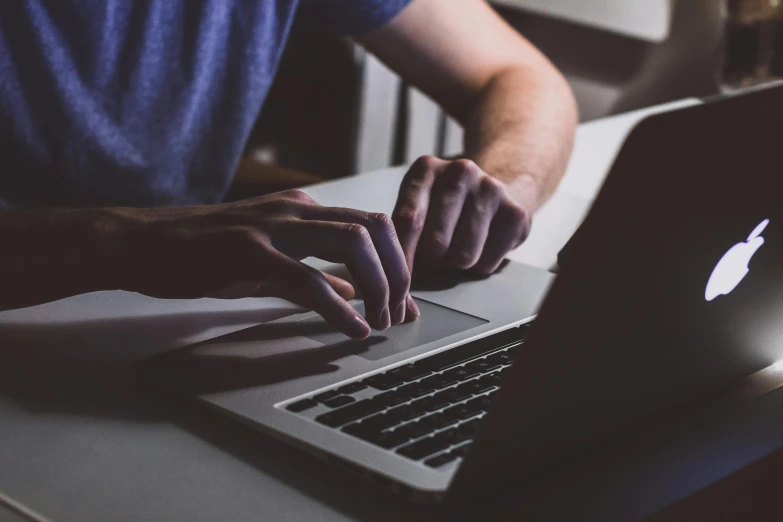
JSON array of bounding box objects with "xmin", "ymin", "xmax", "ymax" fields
[
  {"xmin": 454, "ymin": 250, "xmax": 479, "ymax": 268},
  {"xmin": 465, "ymin": 194, "xmax": 491, "ymax": 216},
  {"xmin": 284, "ymin": 189, "xmax": 311, "ymax": 202},
  {"xmin": 367, "ymin": 212, "xmax": 394, "ymax": 231},
  {"xmin": 506, "ymin": 202, "xmax": 529, "ymax": 225},
  {"xmin": 394, "ymin": 208, "xmax": 424, "ymax": 231},
  {"xmin": 427, "ymin": 231, "xmax": 450, "ymax": 253},
  {"xmin": 453, "ymin": 158, "xmax": 479, "ymax": 174},
  {"xmin": 342, "ymin": 223, "xmax": 372, "ymax": 248},
  {"xmin": 479, "ymin": 176, "xmax": 504, "ymax": 198},
  {"xmin": 413, "ymin": 155, "xmax": 439, "ymax": 172}
]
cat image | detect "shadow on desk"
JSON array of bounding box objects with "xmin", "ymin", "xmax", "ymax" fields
[{"xmin": 0, "ymin": 307, "xmax": 445, "ymax": 522}]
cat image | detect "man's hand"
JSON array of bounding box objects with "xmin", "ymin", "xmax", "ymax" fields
[
  {"xmin": 393, "ymin": 156, "xmax": 532, "ymax": 276},
  {"xmin": 358, "ymin": 0, "xmax": 578, "ymax": 277},
  {"xmin": 0, "ymin": 191, "xmax": 419, "ymax": 340},
  {"xmin": 116, "ymin": 190, "xmax": 419, "ymax": 339}
]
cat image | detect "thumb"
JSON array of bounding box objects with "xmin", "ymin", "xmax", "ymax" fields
[{"xmin": 322, "ymin": 273, "xmax": 355, "ymax": 301}]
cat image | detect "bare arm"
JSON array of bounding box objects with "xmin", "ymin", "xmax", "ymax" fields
[{"xmin": 357, "ymin": 0, "xmax": 577, "ymax": 274}]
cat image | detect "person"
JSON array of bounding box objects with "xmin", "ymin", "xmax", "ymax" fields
[{"xmin": 0, "ymin": 0, "xmax": 577, "ymax": 340}]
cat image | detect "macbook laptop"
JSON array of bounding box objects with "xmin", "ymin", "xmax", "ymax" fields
[{"xmin": 138, "ymin": 84, "xmax": 783, "ymax": 503}]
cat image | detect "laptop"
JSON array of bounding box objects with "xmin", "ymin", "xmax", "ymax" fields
[{"xmin": 138, "ymin": 84, "xmax": 783, "ymax": 503}]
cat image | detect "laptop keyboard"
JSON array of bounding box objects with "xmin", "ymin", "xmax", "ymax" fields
[{"xmin": 285, "ymin": 322, "xmax": 531, "ymax": 468}]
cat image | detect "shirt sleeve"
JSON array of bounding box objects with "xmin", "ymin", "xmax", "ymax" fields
[{"xmin": 299, "ymin": 0, "xmax": 412, "ymax": 35}]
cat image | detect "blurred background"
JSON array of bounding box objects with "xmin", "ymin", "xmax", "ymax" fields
[{"xmin": 228, "ymin": 0, "xmax": 783, "ymax": 200}]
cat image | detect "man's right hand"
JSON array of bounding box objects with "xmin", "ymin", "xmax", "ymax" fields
[{"xmin": 98, "ymin": 190, "xmax": 418, "ymax": 339}]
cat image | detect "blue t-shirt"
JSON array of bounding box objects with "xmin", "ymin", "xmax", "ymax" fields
[{"xmin": 0, "ymin": 0, "xmax": 410, "ymax": 208}]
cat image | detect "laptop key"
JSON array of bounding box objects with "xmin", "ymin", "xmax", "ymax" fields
[
  {"xmin": 337, "ymin": 382, "xmax": 368, "ymax": 394},
  {"xmin": 354, "ymin": 428, "xmax": 411, "ymax": 449},
  {"xmin": 419, "ymin": 374, "xmax": 454, "ymax": 390},
  {"xmin": 397, "ymin": 435, "xmax": 452, "ymax": 460},
  {"xmin": 362, "ymin": 374, "xmax": 398, "ymax": 391},
  {"xmin": 313, "ymin": 390, "xmax": 341, "ymax": 402},
  {"xmin": 361, "ymin": 414, "xmax": 401, "ymax": 432},
  {"xmin": 397, "ymin": 382, "xmax": 431, "ymax": 399},
  {"xmin": 460, "ymin": 380, "xmax": 493, "ymax": 395},
  {"xmin": 435, "ymin": 387, "xmax": 472, "ymax": 405},
  {"xmin": 460, "ymin": 365, "xmax": 483, "ymax": 379},
  {"xmin": 443, "ymin": 368, "xmax": 471, "ymax": 382},
  {"xmin": 411, "ymin": 394, "xmax": 450, "ymax": 412},
  {"xmin": 464, "ymin": 360, "xmax": 498, "ymax": 375},
  {"xmin": 480, "ymin": 373, "xmax": 503, "ymax": 387},
  {"xmin": 342, "ymin": 422, "xmax": 369, "ymax": 437},
  {"xmin": 425, "ymin": 452, "xmax": 459, "ymax": 468},
  {"xmin": 454, "ymin": 381, "xmax": 481, "ymax": 396},
  {"xmin": 419, "ymin": 413, "xmax": 459, "ymax": 431},
  {"xmin": 364, "ymin": 430, "xmax": 411, "ymax": 449},
  {"xmin": 387, "ymin": 403, "xmax": 428, "ymax": 422},
  {"xmin": 415, "ymin": 328, "xmax": 525, "ymax": 371},
  {"xmin": 286, "ymin": 399, "xmax": 318, "ymax": 413},
  {"xmin": 374, "ymin": 391, "xmax": 409, "ymax": 407},
  {"xmin": 443, "ymin": 403, "xmax": 482, "ymax": 421},
  {"xmin": 486, "ymin": 352, "xmax": 513, "ymax": 366},
  {"xmin": 387, "ymin": 364, "xmax": 432, "ymax": 382},
  {"xmin": 463, "ymin": 397, "xmax": 488, "ymax": 413},
  {"xmin": 395, "ymin": 421, "xmax": 432, "ymax": 441},
  {"xmin": 322, "ymin": 395, "xmax": 355, "ymax": 408},
  {"xmin": 316, "ymin": 399, "xmax": 385, "ymax": 427},
  {"xmin": 436, "ymin": 427, "xmax": 473, "ymax": 445}
]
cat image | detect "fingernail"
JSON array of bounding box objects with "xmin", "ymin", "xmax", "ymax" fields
[
  {"xmin": 393, "ymin": 302, "xmax": 405, "ymax": 325},
  {"xmin": 352, "ymin": 314, "xmax": 371, "ymax": 339},
  {"xmin": 406, "ymin": 295, "xmax": 420, "ymax": 319},
  {"xmin": 381, "ymin": 307, "xmax": 391, "ymax": 330}
]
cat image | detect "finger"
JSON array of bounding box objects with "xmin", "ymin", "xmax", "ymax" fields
[
  {"xmin": 266, "ymin": 250, "xmax": 371, "ymax": 339},
  {"xmin": 472, "ymin": 202, "xmax": 531, "ymax": 276},
  {"xmin": 444, "ymin": 186, "xmax": 499, "ymax": 270},
  {"xmin": 303, "ymin": 208, "xmax": 410, "ymax": 326},
  {"xmin": 418, "ymin": 160, "xmax": 481, "ymax": 267},
  {"xmin": 404, "ymin": 294, "xmax": 420, "ymax": 323},
  {"xmin": 392, "ymin": 156, "xmax": 444, "ymax": 274},
  {"xmin": 275, "ymin": 220, "xmax": 391, "ymax": 331}
]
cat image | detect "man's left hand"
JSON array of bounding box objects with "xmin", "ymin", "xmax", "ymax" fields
[{"xmin": 392, "ymin": 155, "xmax": 535, "ymax": 277}]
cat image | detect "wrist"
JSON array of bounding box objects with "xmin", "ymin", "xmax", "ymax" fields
[
  {"xmin": 469, "ymin": 153, "xmax": 544, "ymax": 212},
  {"xmin": 86, "ymin": 208, "xmax": 147, "ymax": 291}
]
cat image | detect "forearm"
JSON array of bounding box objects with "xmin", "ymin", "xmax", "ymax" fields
[
  {"xmin": 0, "ymin": 208, "xmax": 128, "ymax": 310},
  {"xmin": 463, "ymin": 65, "xmax": 578, "ymax": 211}
]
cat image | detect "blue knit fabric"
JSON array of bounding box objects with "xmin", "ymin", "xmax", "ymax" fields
[{"xmin": 0, "ymin": 0, "xmax": 411, "ymax": 207}]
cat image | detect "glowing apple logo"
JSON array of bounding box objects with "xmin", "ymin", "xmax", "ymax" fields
[{"xmin": 705, "ymin": 219, "xmax": 769, "ymax": 302}]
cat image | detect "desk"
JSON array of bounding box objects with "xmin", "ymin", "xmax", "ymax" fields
[{"xmin": 3, "ymin": 98, "xmax": 776, "ymax": 522}]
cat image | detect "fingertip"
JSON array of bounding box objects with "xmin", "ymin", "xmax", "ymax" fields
[
  {"xmin": 404, "ymin": 295, "xmax": 420, "ymax": 322},
  {"xmin": 348, "ymin": 314, "xmax": 372, "ymax": 339},
  {"xmin": 446, "ymin": 249, "xmax": 479, "ymax": 271}
]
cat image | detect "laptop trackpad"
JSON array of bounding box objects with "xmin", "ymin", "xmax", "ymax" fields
[{"xmin": 300, "ymin": 298, "xmax": 487, "ymax": 361}]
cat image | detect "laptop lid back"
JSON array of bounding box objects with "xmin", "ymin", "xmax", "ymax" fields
[{"xmin": 450, "ymin": 85, "xmax": 783, "ymax": 497}]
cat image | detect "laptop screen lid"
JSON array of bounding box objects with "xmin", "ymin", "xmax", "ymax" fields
[{"xmin": 449, "ymin": 85, "xmax": 783, "ymax": 498}]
